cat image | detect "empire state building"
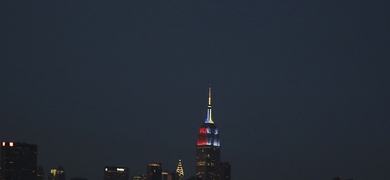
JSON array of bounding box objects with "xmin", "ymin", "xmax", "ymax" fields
[{"xmin": 196, "ymin": 86, "xmax": 230, "ymax": 180}]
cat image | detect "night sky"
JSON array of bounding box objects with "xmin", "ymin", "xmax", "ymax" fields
[{"xmin": 1, "ymin": 1, "xmax": 390, "ymax": 180}]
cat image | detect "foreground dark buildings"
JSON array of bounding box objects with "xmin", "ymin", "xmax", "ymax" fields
[
  {"xmin": 104, "ymin": 166, "xmax": 129, "ymax": 180},
  {"xmin": 0, "ymin": 141, "xmax": 37, "ymax": 180},
  {"xmin": 146, "ymin": 162, "xmax": 162, "ymax": 180},
  {"xmin": 195, "ymin": 86, "xmax": 230, "ymax": 180}
]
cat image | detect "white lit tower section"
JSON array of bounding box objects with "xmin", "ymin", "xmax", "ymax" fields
[{"xmin": 196, "ymin": 85, "xmax": 221, "ymax": 180}]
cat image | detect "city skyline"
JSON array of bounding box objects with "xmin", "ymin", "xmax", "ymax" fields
[
  {"xmin": 1, "ymin": 1, "xmax": 390, "ymax": 179},
  {"xmin": 0, "ymin": 142, "xmax": 187, "ymax": 179},
  {"xmin": 0, "ymin": 86, "xmax": 230, "ymax": 180}
]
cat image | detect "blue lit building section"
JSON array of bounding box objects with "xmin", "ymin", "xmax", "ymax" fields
[{"xmin": 205, "ymin": 108, "xmax": 213, "ymax": 124}]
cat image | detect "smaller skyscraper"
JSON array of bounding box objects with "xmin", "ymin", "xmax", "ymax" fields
[
  {"xmin": 104, "ymin": 166, "xmax": 129, "ymax": 180},
  {"xmin": 145, "ymin": 162, "xmax": 162, "ymax": 180},
  {"xmin": 48, "ymin": 166, "xmax": 66, "ymax": 180},
  {"xmin": 0, "ymin": 141, "xmax": 37, "ymax": 180},
  {"xmin": 162, "ymin": 171, "xmax": 170, "ymax": 180},
  {"xmin": 175, "ymin": 159, "xmax": 184, "ymax": 180},
  {"xmin": 162, "ymin": 170, "xmax": 180, "ymax": 180},
  {"xmin": 132, "ymin": 175, "xmax": 143, "ymax": 180},
  {"xmin": 37, "ymin": 166, "xmax": 45, "ymax": 180}
]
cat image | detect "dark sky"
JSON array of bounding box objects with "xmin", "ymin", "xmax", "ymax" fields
[{"xmin": 1, "ymin": 1, "xmax": 390, "ymax": 180}]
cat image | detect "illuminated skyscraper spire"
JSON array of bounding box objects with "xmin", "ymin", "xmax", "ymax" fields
[
  {"xmin": 205, "ymin": 84, "xmax": 214, "ymax": 124},
  {"xmin": 176, "ymin": 159, "xmax": 184, "ymax": 180},
  {"xmin": 196, "ymin": 85, "xmax": 229, "ymax": 180}
]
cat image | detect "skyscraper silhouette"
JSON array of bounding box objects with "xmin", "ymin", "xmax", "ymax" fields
[
  {"xmin": 146, "ymin": 162, "xmax": 162, "ymax": 180},
  {"xmin": 0, "ymin": 141, "xmax": 37, "ymax": 180},
  {"xmin": 103, "ymin": 166, "xmax": 129, "ymax": 180}
]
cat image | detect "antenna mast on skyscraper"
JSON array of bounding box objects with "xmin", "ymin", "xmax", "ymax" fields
[{"xmin": 205, "ymin": 84, "xmax": 214, "ymax": 124}]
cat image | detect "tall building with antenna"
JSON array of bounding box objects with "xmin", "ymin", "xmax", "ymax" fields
[{"xmin": 195, "ymin": 85, "xmax": 230, "ymax": 180}]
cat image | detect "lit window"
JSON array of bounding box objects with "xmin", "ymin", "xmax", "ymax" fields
[
  {"xmin": 2, "ymin": 142, "xmax": 5, "ymax": 146},
  {"xmin": 117, "ymin": 168, "xmax": 125, "ymax": 171},
  {"xmin": 196, "ymin": 161, "xmax": 206, "ymax": 166},
  {"xmin": 9, "ymin": 142, "xmax": 13, "ymax": 147}
]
